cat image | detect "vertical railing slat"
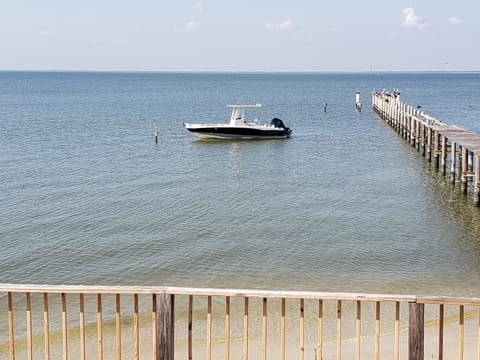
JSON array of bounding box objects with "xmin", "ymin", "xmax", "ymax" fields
[
  {"xmin": 26, "ymin": 292, "xmax": 32, "ymax": 360},
  {"xmin": 8, "ymin": 292, "xmax": 15, "ymax": 360},
  {"xmin": 98, "ymin": 294, "xmax": 103, "ymax": 360},
  {"xmin": 439, "ymin": 304, "xmax": 444, "ymax": 360},
  {"xmin": 300, "ymin": 298, "xmax": 304, "ymax": 360},
  {"xmin": 116, "ymin": 294, "xmax": 121, "ymax": 360},
  {"xmin": 337, "ymin": 300, "xmax": 342, "ymax": 360},
  {"xmin": 207, "ymin": 296, "xmax": 212, "ymax": 360},
  {"xmin": 188, "ymin": 295, "xmax": 193, "ymax": 360},
  {"xmin": 44, "ymin": 293, "xmax": 50, "ymax": 360},
  {"xmin": 318, "ymin": 299, "xmax": 323, "ymax": 360},
  {"xmin": 62, "ymin": 293, "xmax": 68, "ymax": 360},
  {"xmin": 459, "ymin": 305, "xmax": 464, "ymax": 360},
  {"xmin": 375, "ymin": 301, "xmax": 380, "ymax": 360},
  {"xmin": 79, "ymin": 294, "xmax": 85, "ymax": 360},
  {"xmin": 152, "ymin": 294, "xmax": 157, "ymax": 360},
  {"xmin": 395, "ymin": 301, "xmax": 400, "ymax": 360},
  {"xmin": 134, "ymin": 294, "xmax": 139, "ymax": 360},
  {"xmin": 477, "ymin": 309, "xmax": 480, "ymax": 360},
  {"xmin": 281, "ymin": 298, "xmax": 285, "ymax": 360},
  {"xmin": 356, "ymin": 300, "xmax": 361, "ymax": 360},
  {"xmin": 262, "ymin": 298, "xmax": 267, "ymax": 360},
  {"xmin": 225, "ymin": 296, "xmax": 230, "ymax": 360},
  {"xmin": 244, "ymin": 297, "xmax": 249, "ymax": 360}
]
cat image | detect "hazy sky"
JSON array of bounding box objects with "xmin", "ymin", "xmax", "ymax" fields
[{"xmin": 1, "ymin": 0, "xmax": 478, "ymax": 72}]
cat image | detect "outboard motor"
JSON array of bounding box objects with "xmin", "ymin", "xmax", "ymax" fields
[{"xmin": 271, "ymin": 117, "xmax": 292, "ymax": 136}]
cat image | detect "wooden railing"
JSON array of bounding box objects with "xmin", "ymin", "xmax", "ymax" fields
[{"xmin": 1, "ymin": 284, "xmax": 480, "ymax": 359}]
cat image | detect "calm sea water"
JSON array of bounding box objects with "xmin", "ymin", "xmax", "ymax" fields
[{"xmin": 1, "ymin": 72, "xmax": 480, "ymax": 297}]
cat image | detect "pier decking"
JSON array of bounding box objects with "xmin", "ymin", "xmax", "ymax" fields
[{"xmin": 372, "ymin": 90, "xmax": 480, "ymax": 204}]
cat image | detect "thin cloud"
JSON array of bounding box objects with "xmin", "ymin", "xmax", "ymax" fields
[
  {"xmin": 448, "ymin": 16, "xmax": 462, "ymax": 25},
  {"xmin": 173, "ymin": 21, "xmax": 200, "ymax": 33},
  {"xmin": 401, "ymin": 8, "xmax": 428, "ymax": 30},
  {"xmin": 265, "ymin": 19, "xmax": 295, "ymax": 31},
  {"xmin": 194, "ymin": 2, "xmax": 204, "ymax": 13}
]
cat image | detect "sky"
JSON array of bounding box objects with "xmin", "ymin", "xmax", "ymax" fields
[{"xmin": 0, "ymin": 0, "xmax": 479, "ymax": 72}]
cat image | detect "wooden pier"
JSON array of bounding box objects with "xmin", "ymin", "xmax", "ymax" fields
[{"xmin": 372, "ymin": 90, "xmax": 480, "ymax": 205}]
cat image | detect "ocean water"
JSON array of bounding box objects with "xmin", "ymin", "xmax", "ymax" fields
[{"xmin": 1, "ymin": 71, "xmax": 480, "ymax": 297}]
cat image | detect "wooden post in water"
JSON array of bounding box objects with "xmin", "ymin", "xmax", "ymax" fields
[
  {"xmin": 461, "ymin": 147, "xmax": 468, "ymax": 194},
  {"xmin": 421, "ymin": 123, "xmax": 426, "ymax": 155},
  {"xmin": 433, "ymin": 131, "xmax": 439, "ymax": 168},
  {"xmin": 413, "ymin": 119, "xmax": 418, "ymax": 149},
  {"xmin": 156, "ymin": 294, "xmax": 174, "ymax": 360},
  {"xmin": 450, "ymin": 142, "xmax": 457, "ymax": 182},
  {"xmin": 411, "ymin": 117, "xmax": 416, "ymax": 146},
  {"xmin": 475, "ymin": 154, "xmax": 480, "ymax": 204},
  {"xmin": 409, "ymin": 302, "xmax": 424, "ymax": 360},
  {"xmin": 427, "ymin": 127, "xmax": 432, "ymax": 161},
  {"xmin": 468, "ymin": 151, "xmax": 473, "ymax": 173},
  {"xmin": 441, "ymin": 135, "xmax": 447, "ymax": 175},
  {"xmin": 405, "ymin": 115, "xmax": 409, "ymax": 141},
  {"xmin": 415, "ymin": 118, "xmax": 420, "ymax": 146}
]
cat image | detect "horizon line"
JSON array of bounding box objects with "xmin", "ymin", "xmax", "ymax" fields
[{"xmin": 1, "ymin": 69, "xmax": 480, "ymax": 74}]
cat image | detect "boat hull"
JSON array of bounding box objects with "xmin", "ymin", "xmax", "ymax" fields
[{"xmin": 185, "ymin": 125, "xmax": 291, "ymax": 139}]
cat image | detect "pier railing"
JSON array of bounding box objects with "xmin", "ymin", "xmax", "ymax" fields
[
  {"xmin": 2, "ymin": 284, "xmax": 480, "ymax": 360},
  {"xmin": 372, "ymin": 90, "xmax": 480, "ymax": 204}
]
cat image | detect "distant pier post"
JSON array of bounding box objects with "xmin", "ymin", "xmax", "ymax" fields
[{"xmin": 355, "ymin": 90, "xmax": 362, "ymax": 112}]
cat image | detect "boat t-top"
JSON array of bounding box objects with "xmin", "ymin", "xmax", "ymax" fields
[{"xmin": 183, "ymin": 103, "xmax": 292, "ymax": 139}]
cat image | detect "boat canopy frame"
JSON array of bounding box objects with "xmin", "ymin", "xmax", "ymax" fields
[{"xmin": 227, "ymin": 103, "xmax": 262, "ymax": 126}]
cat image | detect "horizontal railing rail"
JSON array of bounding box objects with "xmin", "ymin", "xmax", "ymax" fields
[{"xmin": 1, "ymin": 284, "xmax": 480, "ymax": 360}]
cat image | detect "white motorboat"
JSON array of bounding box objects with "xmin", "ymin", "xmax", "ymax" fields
[{"xmin": 184, "ymin": 104, "xmax": 292, "ymax": 139}]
